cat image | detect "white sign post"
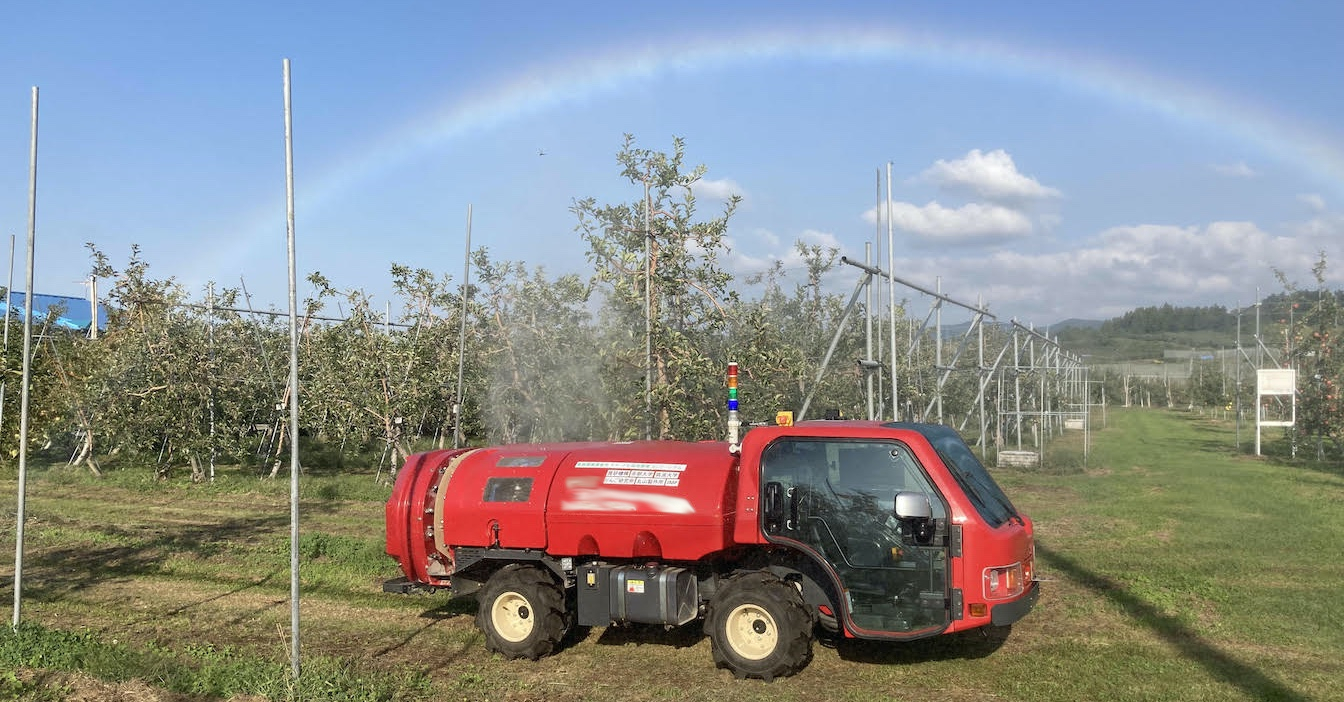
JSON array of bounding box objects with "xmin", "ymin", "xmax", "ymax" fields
[{"xmin": 1255, "ymin": 369, "xmax": 1296, "ymax": 456}]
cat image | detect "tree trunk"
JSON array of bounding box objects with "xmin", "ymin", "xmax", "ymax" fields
[
  {"xmin": 155, "ymin": 440, "xmax": 174, "ymax": 481},
  {"xmin": 269, "ymin": 381, "xmax": 293, "ymax": 479},
  {"xmin": 656, "ymin": 353, "xmax": 671, "ymax": 439},
  {"xmin": 72, "ymin": 429, "xmax": 103, "ymax": 477},
  {"xmin": 396, "ymin": 438, "xmax": 412, "ymax": 464},
  {"xmin": 268, "ymin": 421, "xmax": 287, "ymax": 479}
]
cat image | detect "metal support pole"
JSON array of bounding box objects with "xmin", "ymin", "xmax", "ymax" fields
[
  {"xmin": 1036, "ymin": 336, "xmax": 1045, "ymax": 449},
  {"xmin": 1235, "ymin": 303, "xmax": 1242, "ymax": 450},
  {"xmin": 207, "ymin": 283, "xmax": 216, "ymax": 482},
  {"xmin": 1014, "ymin": 329, "xmax": 1023, "ymax": 450},
  {"xmin": 1255, "ymin": 290, "xmax": 1262, "ymax": 370},
  {"xmin": 886, "ymin": 161, "xmax": 897, "ymax": 421},
  {"xmin": 13, "ymin": 86, "xmax": 39, "ymax": 629},
  {"xmin": 88, "ymin": 276, "xmax": 98, "ymax": 340},
  {"xmin": 873, "ymin": 170, "xmax": 883, "ymax": 419},
  {"xmin": 936, "ymin": 278, "xmax": 944, "ymax": 422},
  {"xmin": 454, "ymin": 205, "xmax": 472, "ymax": 449},
  {"xmin": 977, "ymin": 295, "xmax": 986, "ymax": 452},
  {"xmin": 282, "ymin": 58, "xmax": 302, "ymax": 679},
  {"xmin": 864, "ymin": 243, "xmax": 874, "ymax": 420},
  {"xmin": 643, "ymin": 177, "xmax": 653, "ymax": 440},
  {"xmin": 799, "ymin": 271, "xmax": 872, "ymax": 421},
  {"xmin": 0, "ymin": 234, "xmax": 14, "ymax": 444}
]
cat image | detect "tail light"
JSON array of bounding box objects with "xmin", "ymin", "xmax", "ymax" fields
[{"xmin": 983, "ymin": 562, "xmax": 1025, "ymax": 600}]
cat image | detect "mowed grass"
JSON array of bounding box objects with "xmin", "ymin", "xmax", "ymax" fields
[
  {"xmin": 0, "ymin": 408, "xmax": 1341, "ymax": 701},
  {"xmin": 997, "ymin": 410, "xmax": 1344, "ymax": 701}
]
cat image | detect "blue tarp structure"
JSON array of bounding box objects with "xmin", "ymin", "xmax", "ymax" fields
[{"xmin": 0, "ymin": 292, "xmax": 109, "ymax": 332}]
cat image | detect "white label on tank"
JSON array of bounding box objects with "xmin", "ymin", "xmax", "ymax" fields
[
  {"xmin": 576, "ymin": 461, "xmax": 687, "ymax": 487},
  {"xmin": 627, "ymin": 579, "xmax": 645, "ymax": 594},
  {"xmin": 576, "ymin": 461, "xmax": 687, "ymax": 472}
]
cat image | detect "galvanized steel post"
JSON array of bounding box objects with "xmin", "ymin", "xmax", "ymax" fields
[
  {"xmin": 13, "ymin": 86, "xmax": 39, "ymax": 629},
  {"xmin": 282, "ymin": 58, "xmax": 302, "ymax": 678}
]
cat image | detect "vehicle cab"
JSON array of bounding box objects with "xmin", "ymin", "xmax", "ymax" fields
[{"xmin": 736, "ymin": 420, "xmax": 1038, "ymax": 640}]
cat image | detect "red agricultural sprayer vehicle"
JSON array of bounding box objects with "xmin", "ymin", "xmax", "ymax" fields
[{"xmin": 385, "ymin": 364, "xmax": 1037, "ymax": 680}]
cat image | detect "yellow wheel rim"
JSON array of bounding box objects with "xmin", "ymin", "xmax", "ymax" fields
[
  {"xmin": 491, "ymin": 591, "xmax": 534, "ymax": 643},
  {"xmin": 724, "ymin": 603, "xmax": 778, "ymax": 661}
]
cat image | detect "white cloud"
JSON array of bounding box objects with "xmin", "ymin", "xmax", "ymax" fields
[
  {"xmin": 692, "ymin": 178, "xmax": 745, "ymax": 202},
  {"xmin": 728, "ymin": 250, "xmax": 776, "ymax": 276},
  {"xmin": 856, "ymin": 150, "xmax": 1060, "ymax": 246},
  {"xmin": 724, "ymin": 229, "xmax": 843, "ymax": 278},
  {"xmin": 1287, "ymin": 211, "xmax": 1344, "ymax": 244},
  {"xmin": 1211, "ymin": 161, "xmax": 1257, "ymax": 178},
  {"xmin": 731, "ymin": 225, "xmax": 784, "ymax": 250},
  {"xmin": 880, "ymin": 201, "xmax": 1033, "ymax": 242},
  {"xmin": 750, "ymin": 227, "xmax": 781, "ymax": 248},
  {"xmin": 897, "ymin": 219, "xmax": 1336, "ymax": 323},
  {"xmin": 1297, "ymin": 193, "xmax": 1326, "ymax": 212},
  {"xmin": 727, "ymin": 210, "xmax": 1341, "ymax": 324},
  {"xmin": 797, "ymin": 229, "xmax": 842, "ymax": 249},
  {"xmin": 920, "ymin": 149, "xmax": 1061, "ymax": 202}
]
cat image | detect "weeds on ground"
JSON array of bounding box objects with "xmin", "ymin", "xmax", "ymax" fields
[{"xmin": 0, "ymin": 623, "xmax": 432, "ymax": 701}]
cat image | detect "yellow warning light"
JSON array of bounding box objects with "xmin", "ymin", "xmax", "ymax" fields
[{"xmin": 775, "ymin": 411, "xmax": 794, "ymax": 427}]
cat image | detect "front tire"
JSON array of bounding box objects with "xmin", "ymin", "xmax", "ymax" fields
[
  {"xmin": 707, "ymin": 572, "xmax": 814, "ymax": 681},
  {"xmin": 476, "ymin": 564, "xmax": 568, "ymax": 660}
]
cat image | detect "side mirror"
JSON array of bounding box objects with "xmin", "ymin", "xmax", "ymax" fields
[
  {"xmin": 895, "ymin": 491, "xmax": 937, "ymax": 546},
  {"xmin": 894, "ymin": 491, "xmax": 932, "ymax": 520}
]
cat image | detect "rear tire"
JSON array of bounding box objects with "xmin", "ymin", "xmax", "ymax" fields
[
  {"xmin": 476, "ymin": 564, "xmax": 568, "ymax": 660},
  {"xmin": 707, "ymin": 572, "xmax": 814, "ymax": 681}
]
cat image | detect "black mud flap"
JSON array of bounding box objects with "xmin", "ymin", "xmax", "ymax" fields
[{"xmin": 382, "ymin": 576, "xmax": 440, "ymax": 595}]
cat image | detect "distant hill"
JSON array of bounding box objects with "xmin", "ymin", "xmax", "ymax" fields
[
  {"xmin": 1051, "ymin": 318, "xmax": 1104, "ymax": 331},
  {"xmin": 931, "ymin": 291, "xmax": 1341, "ymax": 363},
  {"xmin": 941, "ymin": 317, "xmax": 1101, "ymax": 337}
]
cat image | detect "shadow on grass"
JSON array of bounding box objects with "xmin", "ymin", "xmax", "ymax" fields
[
  {"xmin": 133, "ymin": 569, "xmax": 286, "ymax": 630},
  {"xmin": 20, "ymin": 513, "xmax": 291, "ymax": 603},
  {"xmin": 1263, "ymin": 444, "xmax": 1344, "ymax": 482},
  {"xmin": 373, "ymin": 597, "xmax": 475, "ymax": 661},
  {"xmin": 594, "ymin": 622, "xmax": 704, "ymax": 650},
  {"xmin": 830, "ymin": 623, "xmax": 1010, "ymax": 664},
  {"xmin": 1037, "ymin": 542, "xmax": 1307, "ymax": 702},
  {"xmin": 582, "ymin": 619, "xmax": 1007, "ymax": 666}
]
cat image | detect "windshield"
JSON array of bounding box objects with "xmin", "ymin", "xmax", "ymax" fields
[{"xmin": 893, "ymin": 423, "xmax": 1018, "ymax": 528}]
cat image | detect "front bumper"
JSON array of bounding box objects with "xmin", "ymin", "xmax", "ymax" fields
[{"xmin": 990, "ymin": 579, "xmax": 1039, "ymax": 626}]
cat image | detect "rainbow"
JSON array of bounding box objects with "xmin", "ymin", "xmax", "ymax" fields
[{"xmin": 218, "ymin": 24, "xmax": 1344, "ymax": 282}]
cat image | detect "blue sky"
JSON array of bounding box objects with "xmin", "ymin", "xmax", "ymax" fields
[{"xmin": 5, "ymin": 1, "xmax": 1343, "ymax": 326}]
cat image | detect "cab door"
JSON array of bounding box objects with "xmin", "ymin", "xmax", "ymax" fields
[{"xmin": 760, "ymin": 437, "xmax": 951, "ymax": 636}]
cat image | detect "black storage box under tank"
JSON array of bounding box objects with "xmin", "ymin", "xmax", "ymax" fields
[{"xmin": 577, "ymin": 564, "xmax": 698, "ymax": 627}]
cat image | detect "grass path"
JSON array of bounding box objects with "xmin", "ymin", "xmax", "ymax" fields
[{"xmin": 1004, "ymin": 409, "xmax": 1344, "ymax": 702}]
